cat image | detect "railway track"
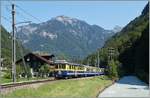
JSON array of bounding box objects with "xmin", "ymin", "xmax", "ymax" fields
[
  {"xmin": 0, "ymin": 78, "xmax": 55, "ymax": 89},
  {"xmin": 0, "ymin": 76, "xmax": 95, "ymax": 89}
]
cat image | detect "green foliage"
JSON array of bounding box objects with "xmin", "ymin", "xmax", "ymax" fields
[
  {"xmin": 1, "ymin": 25, "xmax": 29, "ymax": 69},
  {"xmin": 16, "ymin": 63, "xmax": 32, "ymax": 78},
  {"xmin": 16, "ymin": 64, "xmax": 25, "ymax": 79},
  {"xmin": 83, "ymin": 3, "xmax": 149, "ymax": 83},
  {"xmin": 133, "ymin": 24, "xmax": 149, "ymax": 83},
  {"xmin": 2, "ymin": 76, "xmax": 112, "ymax": 97},
  {"xmin": 2, "ymin": 58, "xmax": 11, "ymax": 68},
  {"xmin": 25, "ymin": 64, "xmax": 32, "ymax": 78},
  {"xmin": 3, "ymin": 70, "xmax": 11, "ymax": 79},
  {"xmin": 107, "ymin": 60, "xmax": 118, "ymax": 79},
  {"xmin": 39, "ymin": 64, "xmax": 50, "ymax": 77}
]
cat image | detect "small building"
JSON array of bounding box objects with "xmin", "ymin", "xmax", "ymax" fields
[{"xmin": 16, "ymin": 53, "xmax": 55, "ymax": 77}]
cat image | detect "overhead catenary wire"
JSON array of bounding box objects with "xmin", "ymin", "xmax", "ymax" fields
[
  {"xmin": 5, "ymin": 6, "xmax": 20, "ymax": 16},
  {"xmin": 3, "ymin": 4, "xmax": 28, "ymax": 23},
  {"xmin": 5, "ymin": 6, "xmax": 12, "ymax": 13},
  {"xmin": 2, "ymin": 4, "xmax": 43, "ymax": 29},
  {"xmin": 3, "ymin": 3, "xmax": 41, "ymax": 26},
  {"xmin": 15, "ymin": 5, "xmax": 42, "ymax": 23},
  {"xmin": 1, "ymin": 3, "xmax": 34, "ymax": 81},
  {"xmin": 1, "ymin": 16, "xmax": 12, "ymax": 23},
  {"xmin": 4, "ymin": 6, "xmax": 30, "ymax": 25},
  {"xmin": 1, "ymin": 16, "xmax": 30, "ymax": 80},
  {"xmin": 16, "ymin": 11, "xmax": 31, "ymax": 22}
]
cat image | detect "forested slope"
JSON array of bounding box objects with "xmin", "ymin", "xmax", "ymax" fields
[
  {"xmin": 83, "ymin": 3, "xmax": 149, "ymax": 83},
  {"xmin": 1, "ymin": 25, "xmax": 29, "ymax": 68}
]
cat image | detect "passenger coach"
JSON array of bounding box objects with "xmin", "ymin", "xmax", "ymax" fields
[{"xmin": 54, "ymin": 60, "xmax": 104, "ymax": 78}]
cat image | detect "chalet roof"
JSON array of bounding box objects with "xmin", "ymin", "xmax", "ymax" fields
[{"xmin": 16, "ymin": 53, "xmax": 55, "ymax": 65}]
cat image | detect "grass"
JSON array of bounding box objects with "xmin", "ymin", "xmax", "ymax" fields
[
  {"xmin": 0, "ymin": 77, "xmax": 50, "ymax": 84},
  {"xmin": 0, "ymin": 70, "xmax": 49, "ymax": 84},
  {"xmin": 1, "ymin": 76, "xmax": 112, "ymax": 98},
  {"xmin": 0, "ymin": 78, "xmax": 12, "ymax": 84}
]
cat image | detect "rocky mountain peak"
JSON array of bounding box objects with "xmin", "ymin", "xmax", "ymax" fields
[
  {"xmin": 51, "ymin": 15, "xmax": 78, "ymax": 24},
  {"xmin": 16, "ymin": 15, "xmax": 115, "ymax": 59},
  {"xmin": 113, "ymin": 25, "xmax": 122, "ymax": 33}
]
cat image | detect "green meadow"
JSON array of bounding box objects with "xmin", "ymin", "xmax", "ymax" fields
[{"xmin": 1, "ymin": 76, "xmax": 112, "ymax": 98}]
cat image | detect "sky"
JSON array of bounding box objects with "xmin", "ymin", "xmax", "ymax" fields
[{"xmin": 1, "ymin": 0, "xmax": 148, "ymax": 32}]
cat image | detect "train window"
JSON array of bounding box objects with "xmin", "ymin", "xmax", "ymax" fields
[
  {"xmin": 60, "ymin": 64, "xmax": 63, "ymax": 69},
  {"xmin": 75, "ymin": 66, "xmax": 77, "ymax": 70},
  {"xmin": 62, "ymin": 64, "xmax": 66, "ymax": 69},
  {"xmin": 81, "ymin": 67, "xmax": 84, "ymax": 70},
  {"xmin": 55, "ymin": 64, "xmax": 58, "ymax": 69},
  {"xmin": 78, "ymin": 67, "xmax": 80, "ymax": 70},
  {"xmin": 80, "ymin": 67, "xmax": 81, "ymax": 70},
  {"xmin": 69, "ymin": 65, "xmax": 71, "ymax": 70},
  {"xmin": 59, "ymin": 64, "xmax": 61, "ymax": 69},
  {"xmin": 64, "ymin": 65, "xmax": 66, "ymax": 69},
  {"xmin": 79, "ymin": 67, "xmax": 81, "ymax": 70},
  {"xmin": 57, "ymin": 64, "xmax": 60, "ymax": 69},
  {"xmin": 61, "ymin": 64, "xmax": 63, "ymax": 69}
]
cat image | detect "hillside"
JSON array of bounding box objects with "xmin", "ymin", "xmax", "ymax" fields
[
  {"xmin": 1, "ymin": 25, "xmax": 29, "ymax": 68},
  {"xmin": 16, "ymin": 16, "xmax": 115, "ymax": 60},
  {"xmin": 83, "ymin": 3, "xmax": 149, "ymax": 83},
  {"xmin": 132, "ymin": 24, "xmax": 149, "ymax": 83}
]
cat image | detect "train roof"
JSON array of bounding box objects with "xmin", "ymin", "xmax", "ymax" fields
[
  {"xmin": 54, "ymin": 60, "xmax": 81, "ymax": 66},
  {"xmin": 54, "ymin": 60, "xmax": 105, "ymax": 68},
  {"xmin": 54, "ymin": 62, "xmax": 81, "ymax": 66}
]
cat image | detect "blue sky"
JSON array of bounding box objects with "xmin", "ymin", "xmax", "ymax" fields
[{"xmin": 1, "ymin": 0, "xmax": 148, "ymax": 32}]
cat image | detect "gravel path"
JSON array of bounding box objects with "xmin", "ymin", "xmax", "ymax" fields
[{"xmin": 98, "ymin": 76, "xmax": 149, "ymax": 97}]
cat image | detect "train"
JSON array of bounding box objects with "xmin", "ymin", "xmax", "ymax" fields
[{"xmin": 53, "ymin": 60, "xmax": 105, "ymax": 78}]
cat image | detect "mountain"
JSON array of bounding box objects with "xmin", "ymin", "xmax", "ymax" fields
[
  {"xmin": 132, "ymin": 24, "xmax": 149, "ymax": 83},
  {"xmin": 83, "ymin": 3, "xmax": 149, "ymax": 82},
  {"xmin": 112, "ymin": 25, "xmax": 122, "ymax": 33},
  {"xmin": 1, "ymin": 25, "xmax": 29, "ymax": 68},
  {"xmin": 16, "ymin": 15, "xmax": 115, "ymax": 60}
]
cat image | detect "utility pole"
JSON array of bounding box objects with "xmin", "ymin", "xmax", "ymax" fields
[
  {"xmin": 12, "ymin": 4, "xmax": 16, "ymax": 82},
  {"xmin": 97, "ymin": 51, "xmax": 100, "ymax": 68},
  {"xmin": 97, "ymin": 51, "xmax": 100, "ymax": 76},
  {"xmin": 108, "ymin": 47, "xmax": 115, "ymax": 62}
]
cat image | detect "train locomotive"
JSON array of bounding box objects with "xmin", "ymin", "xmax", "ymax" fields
[{"xmin": 54, "ymin": 60, "xmax": 104, "ymax": 78}]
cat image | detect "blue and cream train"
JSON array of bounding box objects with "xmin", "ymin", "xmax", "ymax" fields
[{"xmin": 54, "ymin": 60, "xmax": 104, "ymax": 78}]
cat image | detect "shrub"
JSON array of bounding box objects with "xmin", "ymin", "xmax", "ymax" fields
[
  {"xmin": 3, "ymin": 71, "xmax": 11, "ymax": 79},
  {"xmin": 108, "ymin": 60, "xmax": 118, "ymax": 79}
]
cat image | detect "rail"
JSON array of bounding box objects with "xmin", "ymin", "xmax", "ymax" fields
[{"xmin": 0, "ymin": 78, "xmax": 55, "ymax": 89}]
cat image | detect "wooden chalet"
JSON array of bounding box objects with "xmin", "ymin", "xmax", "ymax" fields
[{"xmin": 16, "ymin": 53, "xmax": 55, "ymax": 76}]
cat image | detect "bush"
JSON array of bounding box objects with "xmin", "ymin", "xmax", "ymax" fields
[
  {"xmin": 39, "ymin": 64, "xmax": 50, "ymax": 77},
  {"xmin": 3, "ymin": 71, "xmax": 11, "ymax": 79},
  {"xmin": 107, "ymin": 60, "xmax": 118, "ymax": 79}
]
